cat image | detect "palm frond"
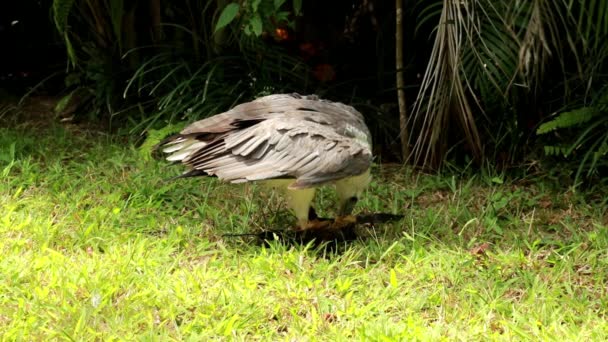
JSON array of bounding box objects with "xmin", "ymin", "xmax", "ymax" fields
[
  {"xmin": 408, "ymin": 0, "xmax": 608, "ymax": 167},
  {"xmin": 409, "ymin": 0, "xmax": 485, "ymax": 168}
]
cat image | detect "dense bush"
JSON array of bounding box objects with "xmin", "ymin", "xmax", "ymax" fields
[{"xmin": 47, "ymin": 0, "xmax": 608, "ymax": 183}]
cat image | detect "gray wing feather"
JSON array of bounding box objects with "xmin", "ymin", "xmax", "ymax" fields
[
  {"xmin": 184, "ymin": 118, "xmax": 371, "ymax": 187},
  {"xmin": 160, "ymin": 94, "xmax": 372, "ymax": 187},
  {"xmin": 179, "ymin": 94, "xmax": 370, "ymax": 145}
]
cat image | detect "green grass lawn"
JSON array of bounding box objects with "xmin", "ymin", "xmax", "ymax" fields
[{"xmin": 1, "ymin": 108, "xmax": 608, "ymax": 340}]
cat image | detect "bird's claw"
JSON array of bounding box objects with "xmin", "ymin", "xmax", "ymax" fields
[{"xmin": 298, "ymin": 215, "xmax": 357, "ymax": 231}]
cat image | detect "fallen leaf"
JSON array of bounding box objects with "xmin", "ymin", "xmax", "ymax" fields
[
  {"xmin": 469, "ymin": 242, "xmax": 491, "ymax": 256},
  {"xmin": 323, "ymin": 313, "xmax": 336, "ymax": 323}
]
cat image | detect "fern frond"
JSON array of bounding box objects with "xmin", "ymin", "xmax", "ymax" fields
[
  {"xmin": 543, "ymin": 145, "xmax": 570, "ymax": 156},
  {"xmin": 537, "ymin": 107, "xmax": 598, "ymax": 134}
]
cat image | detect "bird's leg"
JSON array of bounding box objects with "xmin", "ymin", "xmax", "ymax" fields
[
  {"xmin": 329, "ymin": 195, "xmax": 359, "ymax": 230},
  {"xmin": 287, "ymin": 187, "xmax": 326, "ymax": 231},
  {"xmin": 289, "ymin": 189, "xmax": 357, "ymax": 231},
  {"xmin": 298, "ymin": 207, "xmax": 330, "ymax": 230},
  {"xmin": 308, "ymin": 207, "xmax": 319, "ymax": 220}
]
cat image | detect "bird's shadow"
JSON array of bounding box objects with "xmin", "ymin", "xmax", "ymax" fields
[{"xmin": 224, "ymin": 213, "xmax": 404, "ymax": 253}]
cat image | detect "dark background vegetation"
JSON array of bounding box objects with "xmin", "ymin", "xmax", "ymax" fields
[{"xmin": 1, "ymin": 0, "xmax": 607, "ymax": 188}]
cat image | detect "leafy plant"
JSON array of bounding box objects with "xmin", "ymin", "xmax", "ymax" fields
[
  {"xmin": 121, "ymin": 36, "xmax": 311, "ymax": 135},
  {"xmin": 50, "ymin": 0, "xmax": 134, "ymax": 120},
  {"xmin": 537, "ymin": 88, "xmax": 608, "ymax": 185},
  {"xmin": 48, "ymin": 0, "xmax": 308, "ymax": 128},
  {"xmin": 408, "ymin": 0, "xmax": 608, "ymax": 169},
  {"xmin": 215, "ymin": 0, "xmax": 302, "ymax": 37}
]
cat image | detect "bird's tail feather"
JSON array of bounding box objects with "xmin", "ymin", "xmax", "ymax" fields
[{"xmin": 161, "ymin": 137, "xmax": 208, "ymax": 162}]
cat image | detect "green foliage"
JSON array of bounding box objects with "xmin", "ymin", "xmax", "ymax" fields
[
  {"xmin": 49, "ymin": 0, "xmax": 306, "ymax": 127},
  {"xmin": 215, "ymin": 0, "xmax": 301, "ymax": 37},
  {"xmin": 45, "ymin": 0, "xmax": 608, "ymax": 177},
  {"xmin": 293, "ymin": 0, "xmax": 302, "ymax": 15},
  {"xmin": 215, "ymin": 3, "xmax": 240, "ymax": 32},
  {"xmin": 537, "ymin": 87, "xmax": 608, "ymax": 184},
  {"xmin": 543, "ymin": 145, "xmax": 570, "ymax": 157},
  {"xmin": 50, "ymin": 0, "xmax": 131, "ymax": 120},
  {"xmin": 52, "ymin": 0, "xmax": 75, "ymax": 32},
  {"xmin": 52, "ymin": 0, "xmax": 77, "ymax": 65},
  {"xmin": 537, "ymin": 107, "xmax": 598, "ymax": 135},
  {"xmin": 0, "ymin": 142, "xmax": 16, "ymax": 164},
  {"xmin": 53, "ymin": 91, "xmax": 75, "ymax": 115},
  {"xmin": 575, "ymin": 0, "xmax": 608, "ymax": 50},
  {"xmin": 122, "ymin": 26, "xmax": 311, "ymax": 134},
  {"xmin": 410, "ymin": 0, "xmax": 608, "ymax": 169}
]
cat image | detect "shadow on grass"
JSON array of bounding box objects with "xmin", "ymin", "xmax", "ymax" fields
[{"xmin": 223, "ymin": 213, "xmax": 404, "ymax": 253}]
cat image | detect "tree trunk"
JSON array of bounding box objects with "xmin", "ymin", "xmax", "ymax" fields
[
  {"xmin": 150, "ymin": 0, "xmax": 162, "ymax": 42},
  {"xmin": 396, "ymin": 0, "xmax": 409, "ymax": 162},
  {"xmin": 123, "ymin": 6, "xmax": 138, "ymax": 68}
]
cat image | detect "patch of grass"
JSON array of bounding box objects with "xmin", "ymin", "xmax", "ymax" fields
[{"xmin": 1, "ymin": 112, "xmax": 608, "ymax": 340}]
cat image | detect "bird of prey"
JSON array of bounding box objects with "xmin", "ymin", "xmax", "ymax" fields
[{"xmin": 159, "ymin": 93, "xmax": 373, "ymax": 230}]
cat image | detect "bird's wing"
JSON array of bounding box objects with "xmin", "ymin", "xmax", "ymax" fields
[
  {"xmin": 181, "ymin": 118, "xmax": 372, "ymax": 188},
  {"xmin": 178, "ymin": 93, "xmax": 367, "ymax": 138}
]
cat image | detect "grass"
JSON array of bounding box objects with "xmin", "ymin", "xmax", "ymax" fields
[{"xmin": 1, "ymin": 101, "xmax": 608, "ymax": 340}]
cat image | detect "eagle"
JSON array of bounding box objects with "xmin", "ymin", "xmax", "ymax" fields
[{"xmin": 159, "ymin": 93, "xmax": 373, "ymax": 231}]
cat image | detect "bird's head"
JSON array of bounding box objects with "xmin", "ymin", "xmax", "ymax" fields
[{"xmin": 336, "ymin": 169, "xmax": 372, "ymax": 216}]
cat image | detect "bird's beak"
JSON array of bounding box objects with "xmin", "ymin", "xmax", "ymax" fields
[{"xmin": 339, "ymin": 197, "xmax": 358, "ymax": 216}]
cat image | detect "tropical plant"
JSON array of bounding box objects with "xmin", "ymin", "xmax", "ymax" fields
[
  {"xmin": 49, "ymin": 0, "xmax": 306, "ymax": 126},
  {"xmin": 407, "ymin": 0, "xmax": 608, "ymax": 169},
  {"xmin": 120, "ymin": 0, "xmax": 310, "ymax": 133},
  {"xmin": 122, "ymin": 44, "xmax": 311, "ymax": 134},
  {"xmin": 537, "ymin": 87, "xmax": 608, "ymax": 185},
  {"xmin": 215, "ymin": 0, "xmax": 302, "ymax": 37},
  {"xmin": 51, "ymin": 0, "xmax": 134, "ymax": 119}
]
